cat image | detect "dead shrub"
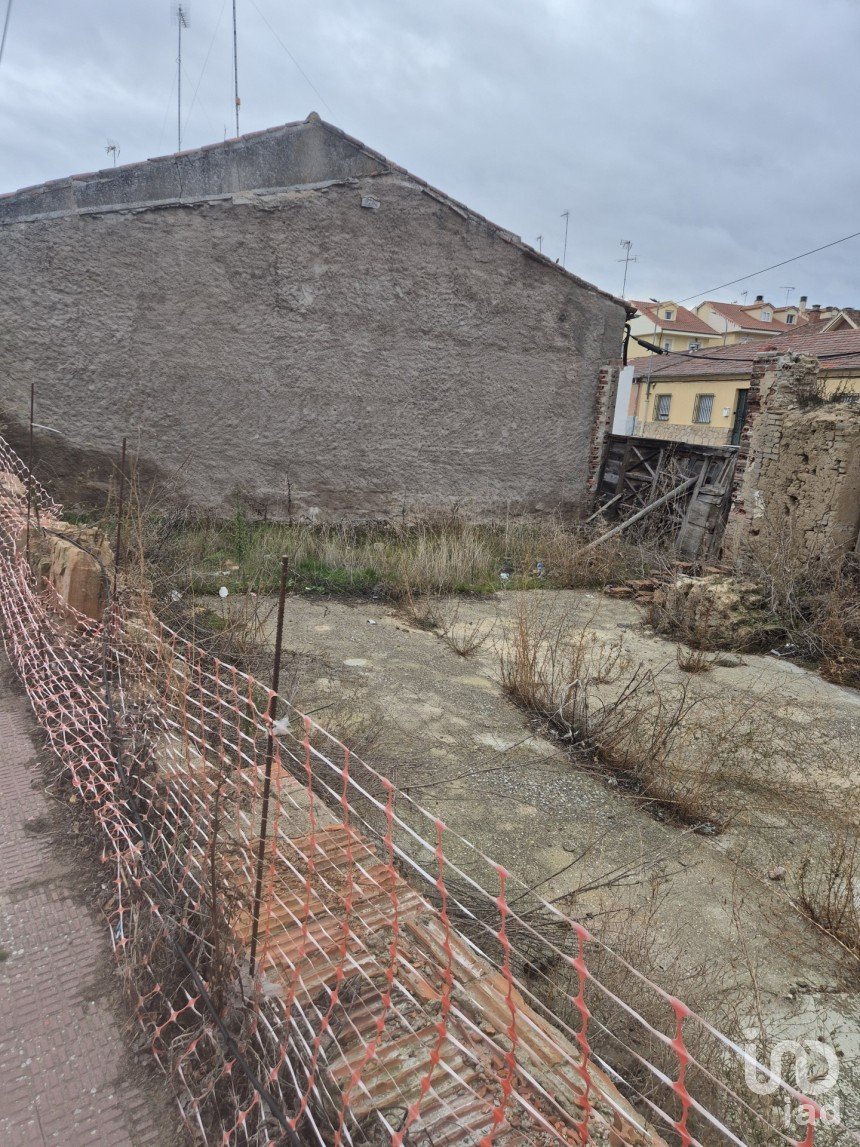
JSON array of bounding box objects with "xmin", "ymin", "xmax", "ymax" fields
[
  {"xmin": 498, "ymin": 597, "xmax": 780, "ymax": 831},
  {"xmin": 675, "ymin": 644, "xmax": 717, "ymax": 673},
  {"xmin": 401, "ymin": 588, "xmax": 444, "ymax": 630},
  {"xmin": 796, "ymin": 835, "xmax": 860, "ymax": 970},
  {"xmin": 737, "ymin": 526, "xmax": 860, "ymax": 685},
  {"xmin": 435, "ymin": 598, "xmax": 492, "ymax": 658}
]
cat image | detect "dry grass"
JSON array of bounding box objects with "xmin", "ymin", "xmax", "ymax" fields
[{"xmin": 133, "ymin": 505, "xmax": 658, "ymax": 603}]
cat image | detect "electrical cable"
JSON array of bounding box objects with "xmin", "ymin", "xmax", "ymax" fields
[
  {"xmin": 247, "ymin": 0, "xmax": 335, "ymax": 117},
  {"xmin": 630, "ymin": 331, "xmax": 860, "ymax": 364},
  {"xmin": 678, "ymin": 229, "xmax": 860, "ymax": 304}
]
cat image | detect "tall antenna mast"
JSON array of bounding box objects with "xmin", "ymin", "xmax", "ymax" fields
[
  {"xmin": 618, "ymin": 239, "xmax": 637, "ymax": 297},
  {"xmin": 561, "ymin": 210, "xmax": 570, "ymax": 268},
  {"xmin": 232, "ymin": 0, "xmax": 240, "ymax": 136},
  {"xmin": 175, "ymin": 4, "xmax": 190, "ymax": 152}
]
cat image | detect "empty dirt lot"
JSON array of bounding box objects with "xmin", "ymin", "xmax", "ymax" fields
[{"xmin": 232, "ymin": 587, "xmax": 860, "ymax": 1138}]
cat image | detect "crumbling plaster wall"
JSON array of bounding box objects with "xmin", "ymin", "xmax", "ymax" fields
[
  {"xmin": 0, "ymin": 174, "xmax": 623, "ymax": 519},
  {"xmin": 725, "ymin": 354, "xmax": 860, "ymax": 558}
]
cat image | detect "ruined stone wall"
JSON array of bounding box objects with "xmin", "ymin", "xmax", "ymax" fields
[
  {"xmin": 725, "ymin": 354, "xmax": 860, "ymax": 558},
  {"xmin": 0, "ymin": 174, "xmax": 624, "ymax": 519}
]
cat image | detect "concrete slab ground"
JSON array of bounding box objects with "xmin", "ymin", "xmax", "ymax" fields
[{"xmin": 0, "ymin": 656, "xmax": 179, "ymax": 1147}]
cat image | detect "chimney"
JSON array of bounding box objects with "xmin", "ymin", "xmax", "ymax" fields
[
  {"xmin": 754, "ymin": 294, "xmax": 764, "ymax": 303},
  {"xmin": 812, "ymin": 303, "xmax": 820, "ymax": 311},
  {"xmin": 799, "ymin": 295, "xmax": 808, "ymax": 311}
]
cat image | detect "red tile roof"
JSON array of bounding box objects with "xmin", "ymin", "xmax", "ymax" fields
[
  {"xmin": 630, "ymin": 301, "xmax": 717, "ymax": 337},
  {"xmin": 699, "ymin": 300, "xmax": 792, "ymax": 333},
  {"xmin": 631, "ymin": 326, "xmax": 860, "ymax": 380}
]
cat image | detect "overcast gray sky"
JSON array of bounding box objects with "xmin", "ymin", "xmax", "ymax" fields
[{"xmin": 1, "ymin": 0, "xmax": 857, "ymax": 306}]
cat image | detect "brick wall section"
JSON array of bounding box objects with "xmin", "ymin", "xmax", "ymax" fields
[
  {"xmin": 636, "ymin": 420, "xmax": 731, "ymax": 447},
  {"xmin": 725, "ymin": 353, "xmax": 860, "ymax": 558},
  {"xmin": 587, "ymin": 362, "xmax": 621, "ymax": 492},
  {"xmin": 725, "ymin": 352, "xmax": 774, "ymax": 531}
]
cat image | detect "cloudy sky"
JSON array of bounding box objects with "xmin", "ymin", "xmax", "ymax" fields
[{"xmin": 1, "ymin": 0, "xmax": 857, "ymax": 307}]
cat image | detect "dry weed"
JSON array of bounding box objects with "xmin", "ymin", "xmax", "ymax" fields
[
  {"xmin": 796, "ymin": 834, "xmax": 860, "ymax": 971},
  {"xmin": 498, "ymin": 597, "xmax": 793, "ymax": 831},
  {"xmin": 675, "ymin": 644, "xmax": 718, "ymax": 673},
  {"xmin": 435, "ymin": 598, "xmax": 492, "ymax": 658}
]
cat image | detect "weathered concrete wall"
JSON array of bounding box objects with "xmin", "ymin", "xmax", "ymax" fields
[
  {"xmin": 0, "ymin": 172, "xmax": 624, "ymax": 519},
  {"xmin": 0, "ymin": 116, "xmax": 386, "ymax": 222},
  {"xmin": 725, "ymin": 354, "xmax": 860, "ymax": 558}
]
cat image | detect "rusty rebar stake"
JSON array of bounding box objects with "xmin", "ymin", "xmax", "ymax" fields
[
  {"xmin": 249, "ymin": 554, "xmax": 290, "ymax": 976},
  {"xmin": 112, "ymin": 437, "xmax": 127, "ymax": 598},
  {"xmin": 24, "ymin": 383, "xmax": 34, "ymax": 564}
]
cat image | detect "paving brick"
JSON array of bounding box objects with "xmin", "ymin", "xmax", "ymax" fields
[{"xmin": 0, "ymin": 657, "xmax": 178, "ymax": 1145}]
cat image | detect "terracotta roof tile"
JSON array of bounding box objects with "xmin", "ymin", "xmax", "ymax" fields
[
  {"xmin": 699, "ymin": 300, "xmax": 792, "ymax": 333},
  {"xmin": 631, "ymin": 326, "xmax": 860, "ymax": 380}
]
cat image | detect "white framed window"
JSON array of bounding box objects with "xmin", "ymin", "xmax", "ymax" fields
[
  {"xmin": 693, "ymin": 394, "xmax": 715, "ymax": 423},
  {"xmin": 654, "ymin": 394, "xmax": 671, "ymax": 421},
  {"xmin": 786, "ymin": 314, "xmax": 795, "ymax": 324},
  {"xmin": 761, "ymin": 309, "xmax": 772, "ymax": 321},
  {"xmin": 663, "ymin": 337, "xmax": 674, "ymax": 350},
  {"xmin": 663, "ymin": 309, "xmax": 675, "ymax": 321}
]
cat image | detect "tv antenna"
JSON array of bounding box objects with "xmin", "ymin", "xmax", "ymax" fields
[
  {"xmin": 232, "ymin": 0, "xmax": 240, "ymax": 137},
  {"xmin": 561, "ymin": 210, "xmax": 570, "ymax": 268},
  {"xmin": 105, "ymin": 139, "xmax": 120, "ymax": 167},
  {"xmin": 173, "ymin": 3, "xmax": 190, "ymax": 152},
  {"xmin": 618, "ymin": 239, "xmax": 637, "ymax": 297},
  {"xmin": 780, "ymin": 286, "xmax": 795, "ymax": 307},
  {"xmin": 536, "ymin": 235, "xmax": 543, "ymax": 253}
]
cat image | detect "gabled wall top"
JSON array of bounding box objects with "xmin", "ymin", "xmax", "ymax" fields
[{"xmin": 0, "ymin": 113, "xmax": 387, "ymax": 222}]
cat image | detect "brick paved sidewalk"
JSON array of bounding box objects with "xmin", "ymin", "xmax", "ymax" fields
[{"xmin": 0, "ymin": 659, "xmax": 179, "ymax": 1146}]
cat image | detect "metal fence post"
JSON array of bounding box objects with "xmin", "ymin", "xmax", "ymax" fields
[{"xmin": 249, "ymin": 554, "xmax": 290, "ymax": 976}]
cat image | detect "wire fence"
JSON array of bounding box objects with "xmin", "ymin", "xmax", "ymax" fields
[{"xmin": 0, "ymin": 432, "xmax": 820, "ymax": 1146}]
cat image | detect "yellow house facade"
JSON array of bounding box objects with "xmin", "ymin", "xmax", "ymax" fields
[{"xmin": 630, "ymin": 328, "xmax": 860, "ymax": 447}]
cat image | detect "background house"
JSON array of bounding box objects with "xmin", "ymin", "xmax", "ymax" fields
[
  {"xmin": 627, "ymin": 300, "xmax": 722, "ymax": 359},
  {"xmin": 694, "ymin": 297, "xmax": 794, "ymax": 344},
  {"xmin": 629, "ymin": 327, "xmax": 860, "ymax": 446}
]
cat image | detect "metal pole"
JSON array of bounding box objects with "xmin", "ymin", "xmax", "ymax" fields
[
  {"xmin": 249, "ymin": 554, "xmax": 290, "ymax": 975},
  {"xmin": 24, "ymin": 382, "xmax": 34, "ymax": 563},
  {"xmin": 232, "ymin": 0, "xmax": 240, "ymax": 137},
  {"xmin": 113, "ymin": 437, "xmax": 127, "ymax": 598},
  {"xmin": 177, "ymin": 8, "xmax": 183, "ymax": 152},
  {"xmin": 561, "ymin": 210, "xmax": 569, "ymax": 268}
]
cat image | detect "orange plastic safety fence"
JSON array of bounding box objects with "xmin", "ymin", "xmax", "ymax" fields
[{"xmin": 0, "ymin": 434, "xmax": 821, "ymax": 1147}]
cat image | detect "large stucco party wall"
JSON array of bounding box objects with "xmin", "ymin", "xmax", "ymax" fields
[{"xmin": 0, "ymin": 116, "xmax": 625, "ymax": 518}]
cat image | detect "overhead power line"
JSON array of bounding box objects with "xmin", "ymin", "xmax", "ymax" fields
[
  {"xmin": 679, "ymin": 229, "xmax": 860, "ymax": 303},
  {"xmin": 247, "ymin": 0, "xmax": 335, "ymax": 117},
  {"xmin": 630, "ymin": 331, "xmax": 860, "ymax": 364}
]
